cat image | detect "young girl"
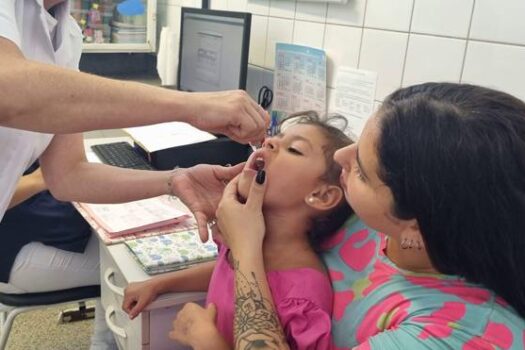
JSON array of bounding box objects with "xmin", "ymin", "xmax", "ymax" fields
[{"xmin": 122, "ymin": 113, "xmax": 352, "ymax": 349}]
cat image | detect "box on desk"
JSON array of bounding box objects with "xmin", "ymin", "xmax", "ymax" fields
[
  {"xmin": 125, "ymin": 122, "xmax": 252, "ymax": 170},
  {"xmin": 135, "ymin": 137, "xmax": 252, "ymax": 170}
]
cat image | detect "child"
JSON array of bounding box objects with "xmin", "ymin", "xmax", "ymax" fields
[{"xmin": 122, "ymin": 112, "xmax": 353, "ymax": 349}]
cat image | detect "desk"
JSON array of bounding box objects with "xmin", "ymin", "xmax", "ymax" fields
[{"xmin": 84, "ymin": 137, "xmax": 206, "ymax": 350}]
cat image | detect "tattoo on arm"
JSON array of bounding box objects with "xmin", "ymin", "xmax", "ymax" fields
[{"xmin": 233, "ymin": 258, "xmax": 289, "ymax": 350}]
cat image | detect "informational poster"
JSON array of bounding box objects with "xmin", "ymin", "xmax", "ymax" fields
[
  {"xmin": 333, "ymin": 67, "xmax": 377, "ymax": 138},
  {"xmin": 272, "ymin": 43, "xmax": 327, "ymax": 125}
]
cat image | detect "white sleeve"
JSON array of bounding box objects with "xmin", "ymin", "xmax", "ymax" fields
[{"xmin": 0, "ymin": 0, "xmax": 21, "ymax": 48}]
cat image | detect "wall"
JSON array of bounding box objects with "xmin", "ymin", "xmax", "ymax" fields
[{"xmin": 156, "ymin": 0, "xmax": 525, "ymax": 116}]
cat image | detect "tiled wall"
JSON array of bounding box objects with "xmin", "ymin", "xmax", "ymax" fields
[{"xmin": 156, "ymin": 0, "xmax": 525, "ymax": 111}]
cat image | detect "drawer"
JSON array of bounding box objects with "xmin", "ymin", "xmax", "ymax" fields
[
  {"xmin": 105, "ymin": 304, "xmax": 143, "ymax": 350},
  {"xmin": 100, "ymin": 242, "xmax": 127, "ymax": 310},
  {"xmin": 148, "ymin": 300, "xmax": 205, "ymax": 350}
]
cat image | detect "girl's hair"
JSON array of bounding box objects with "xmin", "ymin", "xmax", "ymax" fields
[
  {"xmin": 377, "ymin": 83, "xmax": 525, "ymax": 318},
  {"xmin": 280, "ymin": 111, "xmax": 354, "ymax": 250}
]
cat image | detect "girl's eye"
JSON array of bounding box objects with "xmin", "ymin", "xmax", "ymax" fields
[
  {"xmin": 353, "ymin": 165, "xmax": 365, "ymax": 181},
  {"xmin": 287, "ymin": 147, "xmax": 303, "ymax": 155}
]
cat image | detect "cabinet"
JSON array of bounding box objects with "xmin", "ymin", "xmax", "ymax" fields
[
  {"xmin": 100, "ymin": 241, "xmax": 206, "ymax": 350},
  {"xmin": 70, "ymin": 0, "xmax": 156, "ymax": 53}
]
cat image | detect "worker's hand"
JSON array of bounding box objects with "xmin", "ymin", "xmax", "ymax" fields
[
  {"xmin": 216, "ymin": 170, "xmax": 267, "ymax": 256},
  {"xmin": 188, "ymin": 90, "xmax": 269, "ymax": 144},
  {"xmin": 170, "ymin": 163, "xmax": 244, "ymax": 242},
  {"xmin": 170, "ymin": 303, "xmax": 226, "ymax": 349},
  {"xmin": 122, "ymin": 281, "xmax": 159, "ymax": 319}
]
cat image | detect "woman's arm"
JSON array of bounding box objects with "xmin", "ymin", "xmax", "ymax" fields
[
  {"xmin": 0, "ymin": 38, "xmax": 267, "ymax": 144},
  {"xmin": 8, "ymin": 168, "xmax": 46, "ymax": 209},
  {"xmin": 231, "ymin": 250, "xmax": 290, "ymax": 350},
  {"xmin": 216, "ymin": 173, "xmax": 290, "ymax": 350},
  {"xmin": 39, "ymin": 134, "xmax": 244, "ymax": 239}
]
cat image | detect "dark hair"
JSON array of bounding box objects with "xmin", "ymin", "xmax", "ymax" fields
[
  {"xmin": 377, "ymin": 83, "xmax": 525, "ymax": 318},
  {"xmin": 280, "ymin": 111, "xmax": 354, "ymax": 250}
]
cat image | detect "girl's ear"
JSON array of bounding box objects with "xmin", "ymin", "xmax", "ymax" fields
[{"xmin": 304, "ymin": 184, "xmax": 343, "ymax": 211}]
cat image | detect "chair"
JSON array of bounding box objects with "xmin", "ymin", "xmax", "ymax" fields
[{"xmin": 0, "ymin": 285, "xmax": 100, "ymax": 349}]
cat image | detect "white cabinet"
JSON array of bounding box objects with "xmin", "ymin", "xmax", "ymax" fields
[
  {"xmin": 100, "ymin": 242, "xmax": 206, "ymax": 350},
  {"xmin": 70, "ymin": 0, "xmax": 156, "ymax": 53}
]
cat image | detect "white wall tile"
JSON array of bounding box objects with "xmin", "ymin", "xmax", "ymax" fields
[
  {"xmin": 295, "ymin": 2, "xmax": 327, "ymax": 22},
  {"xmin": 269, "ymin": 0, "xmax": 296, "ymax": 18},
  {"xmin": 411, "ymin": 0, "xmax": 473, "ymax": 38},
  {"xmin": 166, "ymin": 4, "xmax": 182, "ymax": 30},
  {"xmin": 462, "ymin": 41, "xmax": 525, "ymax": 101},
  {"xmin": 228, "ymin": 0, "xmax": 248, "ymax": 11},
  {"xmin": 167, "ymin": 0, "xmax": 183, "ymax": 6},
  {"xmin": 181, "ymin": 0, "xmax": 200, "ymax": 7},
  {"xmin": 364, "ymin": 0, "xmax": 413, "ymax": 32},
  {"xmin": 264, "ymin": 17, "xmax": 294, "ymax": 68},
  {"xmin": 249, "ymin": 15, "xmax": 268, "ymax": 66},
  {"xmin": 324, "ymin": 24, "xmax": 361, "ymax": 87},
  {"xmin": 470, "ymin": 0, "xmax": 525, "ymax": 45},
  {"xmin": 403, "ymin": 34, "xmax": 465, "ymax": 87},
  {"xmin": 359, "ymin": 29, "xmax": 408, "ymax": 100},
  {"xmin": 292, "ymin": 21, "xmax": 325, "ymax": 49},
  {"xmin": 211, "ymin": 0, "xmax": 228, "ymax": 10},
  {"xmin": 246, "ymin": 0, "xmax": 270, "ymax": 16},
  {"xmin": 326, "ymin": 0, "xmax": 366, "ymax": 26}
]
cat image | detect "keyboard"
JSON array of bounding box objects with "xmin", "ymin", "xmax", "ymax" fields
[{"xmin": 91, "ymin": 142, "xmax": 155, "ymax": 170}]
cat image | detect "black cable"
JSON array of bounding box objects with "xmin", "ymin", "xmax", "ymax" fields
[{"xmin": 258, "ymin": 85, "xmax": 274, "ymax": 110}]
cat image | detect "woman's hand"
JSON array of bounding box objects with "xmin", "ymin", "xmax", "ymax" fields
[
  {"xmin": 188, "ymin": 90, "xmax": 269, "ymax": 144},
  {"xmin": 122, "ymin": 281, "xmax": 159, "ymax": 319},
  {"xmin": 171, "ymin": 163, "xmax": 244, "ymax": 241},
  {"xmin": 216, "ymin": 170, "xmax": 267, "ymax": 255},
  {"xmin": 169, "ymin": 303, "xmax": 229, "ymax": 350}
]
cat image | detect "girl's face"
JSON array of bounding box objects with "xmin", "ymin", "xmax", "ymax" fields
[
  {"xmin": 334, "ymin": 116, "xmax": 411, "ymax": 237},
  {"xmin": 239, "ymin": 124, "xmax": 331, "ymax": 209}
]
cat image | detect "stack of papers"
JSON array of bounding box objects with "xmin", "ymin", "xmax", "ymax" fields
[
  {"xmin": 125, "ymin": 230, "xmax": 218, "ymax": 275},
  {"xmin": 78, "ymin": 195, "xmax": 191, "ymax": 237}
]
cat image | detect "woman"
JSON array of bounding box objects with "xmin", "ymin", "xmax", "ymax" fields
[{"xmin": 171, "ymin": 83, "xmax": 525, "ymax": 349}]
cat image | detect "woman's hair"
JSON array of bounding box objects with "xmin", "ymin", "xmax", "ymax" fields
[
  {"xmin": 279, "ymin": 111, "xmax": 354, "ymax": 250},
  {"xmin": 376, "ymin": 82, "xmax": 525, "ymax": 318}
]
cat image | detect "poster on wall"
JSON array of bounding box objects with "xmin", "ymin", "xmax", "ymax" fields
[
  {"xmin": 332, "ymin": 67, "xmax": 377, "ymax": 138},
  {"xmin": 271, "ymin": 43, "xmax": 327, "ymax": 133}
]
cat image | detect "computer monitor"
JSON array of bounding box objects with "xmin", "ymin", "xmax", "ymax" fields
[{"xmin": 177, "ymin": 8, "xmax": 251, "ymax": 92}]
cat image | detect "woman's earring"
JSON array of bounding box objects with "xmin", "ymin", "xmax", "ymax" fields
[
  {"xmin": 307, "ymin": 197, "xmax": 315, "ymax": 203},
  {"xmin": 400, "ymin": 232, "xmax": 424, "ymax": 250}
]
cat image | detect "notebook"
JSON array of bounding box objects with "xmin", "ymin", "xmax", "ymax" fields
[
  {"xmin": 78, "ymin": 195, "xmax": 190, "ymax": 236},
  {"xmin": 125, "ymin": 230, "xmax": 218, "ymax": 275}
]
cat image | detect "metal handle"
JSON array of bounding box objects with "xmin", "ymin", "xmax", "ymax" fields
[
  {"xmin": 104, "ymin": 268, "xmax": 125, "ymax": 297},
  {"xmin": 105, "ymin": 305, "xmax": 127, "ymax": 339}
]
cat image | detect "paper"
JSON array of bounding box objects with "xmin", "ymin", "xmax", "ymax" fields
[
  {"xmin": 157, "ymin": 27, "xmax": 179, "ymax": 86},
  {"xmin": 332, "ymin": 67, "xmax": 377, "ymax": 138},
  {"xmin": 79, "ymin": 195, "xmax": 190, "ymax": 236},
  {"xmin": 273, "ymin": 43, "xmax": 327, "ymax": 114},
  {"xmin": 124, "ymin": 121, "xmax": 217, "ymax": 152}
]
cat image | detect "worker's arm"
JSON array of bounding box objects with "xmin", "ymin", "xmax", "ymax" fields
[{"xmin": 0, "ymin": 37, "xmax": 268, "ymax": 144}]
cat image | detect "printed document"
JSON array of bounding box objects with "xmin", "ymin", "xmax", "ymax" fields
[{"xmin": 333, "ymin": 67, "xmax": 377, "ymax": 138}]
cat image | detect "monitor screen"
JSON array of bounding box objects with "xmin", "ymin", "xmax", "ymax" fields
[{"xmin": 177, "ymin": 8, "xmax": 251, "ymax": 92}]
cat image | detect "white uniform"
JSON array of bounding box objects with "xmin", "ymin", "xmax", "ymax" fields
[
  {"xmin": 0, "ymin": 0, "xmax": 82, "ymax": 221},
  {"xmin": 0, "ymin": 2, "xmax": 116, "ymax": 348}
]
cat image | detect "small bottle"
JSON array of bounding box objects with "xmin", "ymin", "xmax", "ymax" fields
[{"xmin": 87, "ymin": 3, "xmax": 102, "ymax": 30}]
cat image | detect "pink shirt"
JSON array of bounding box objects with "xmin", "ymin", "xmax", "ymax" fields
[{"xmin": 206, "ymin": 244, "xmax": 333, "ymax": 349}]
